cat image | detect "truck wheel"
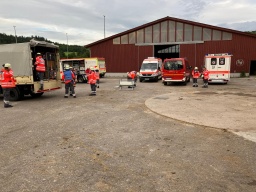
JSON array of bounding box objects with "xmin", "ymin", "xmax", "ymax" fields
[
  {"xmin": 163, "ymin": 82, "xmax": 167, "ymax": 86},
  {"xmin": 30, "ymin": 92, "xmax": 44, "ymax": 98},
  {"xmin": 139, "ymin": 78, "xmax": 143, "ymax": 82},
  {"xmin": 9, "ymin": 87, "xmax": 21, "ymax": 101},
  {"xmin": 77, "ymin": 76, "xmax": 84, "ymax": 83}
]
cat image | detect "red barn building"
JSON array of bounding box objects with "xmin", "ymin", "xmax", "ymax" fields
[{"xmin": 85, "ymin": 16, "xmax": 256, "ymax": 77}]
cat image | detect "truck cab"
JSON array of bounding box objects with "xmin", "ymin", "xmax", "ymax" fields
[
  {"xmin": 162, "ymin": 58, "xmax": 191, "ymax": 85},
  {"xmin": 139, "ymin": 57, "xmax": 162, "ymax": 82}
]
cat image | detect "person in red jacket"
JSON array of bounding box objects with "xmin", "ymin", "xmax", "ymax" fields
[
  {"xmin": 87, "ymin": 67, "xmax": 97, "ymax": 96},
  {"xmin": 202, "ymin": 67, "xmax": 209, "ymax": 88},
  {"xmin": 192, "ymin": 67, "xmax": 200, "ymax": 87},
  {"xmin": 34, "ymin": 53, "xmax": 45, "ymax": 91},
  {"xmin": 127, "ymin": 71, "xmax": 137, "ymax": 88},
  {"xmin": 1, "ymin": 63, "xmax": 16, "ymax": 108}
]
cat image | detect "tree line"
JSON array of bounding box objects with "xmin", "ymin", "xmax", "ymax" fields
[{"xmin": 0, "ymin": 33, "xmax": 90, "ymax": 59}]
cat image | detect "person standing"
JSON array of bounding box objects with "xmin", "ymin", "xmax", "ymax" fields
[
  {"xmin": 62, "ymin": 65, "xmax": 76, "ymax": 98},
  {"xmin": 88, "ymin": 67, "xmax": 97, "ymax": 96},
  {"xmin": 94, "ymin": 66, "xmax": 100, "ymax": 88},
  {"xmin": 1, "ymin": 63, "xmax": 16, "ymax": 108},
  {"xmin": 202, "ymin": 67, "xmax": 209, "ymax": 88},
  {"xmin": 192, "ymin": 67, "xmax": 200, "ymax": 87},
  {"xmin": 34, "ymin": 53, "xmax": 45, "ymax": 91}
]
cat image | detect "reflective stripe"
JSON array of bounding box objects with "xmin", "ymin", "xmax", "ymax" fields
[{"xmin": 1, "ymin": 81, "xmax": 16, "ymax": 88}]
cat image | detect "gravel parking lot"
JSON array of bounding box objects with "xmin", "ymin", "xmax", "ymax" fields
[{"xmin": 0, "ymin": 77, "xmax": 256, "ymax": 192}]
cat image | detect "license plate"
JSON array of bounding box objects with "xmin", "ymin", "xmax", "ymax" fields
[
  {"xmin": 166, "ymin": 78, "xmax": 172, "ymax": 80},
  {"xmin": 145, "ymin": 78, "xmax": 149, "ymax": 80}
]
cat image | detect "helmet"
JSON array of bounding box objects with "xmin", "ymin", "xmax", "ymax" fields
[
  {"xmin": 64, "ymin": 64, "xmax": 70, "ymax": 70},
  {"xmin": 90, "ymin": 67, "xmax": 95, "ymax": 70},
  {"xmin": 69, "ymin": 66, "xmax": 73, "ymax": 69},
  {"xmin": 194, "ymin": 67, "xmax": 198, "ymax": 70},
  {"xmin": 4, "ymin": 63, "xmax": 11, "ymax": 68},
  {"xmin": 36, "ymin": 52, "xmax": 41, "ymax": 55}
]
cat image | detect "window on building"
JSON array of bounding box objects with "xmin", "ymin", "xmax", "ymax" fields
[
  {"xmin": 153, "ymin": 23, "xmax": 160, "ymax": 43},
  {"xmin": 121, "ymin": 34, "xmax": 128, "ymax": 44},
  {"xmin": 113, "ymin": 37, "xmax": 120, "ymax": 44},
  {"xmin": 222, "ymin": 32, "xmax": 232, "ymax": 40},
  {"xmin": 161, "ymin": 21, "xmax": 168, "ymax": 42},
  {"xmin": 212, "ymin": 30, "xmax": 221, "ymax": 40},
  {"xmin": 203, "ymin": 28, "xmax": 212, "ymax": 41},
  {"xmin": 137, "ymin": 29, "xmax": 144, "ymax": 44},
  {"xmin": 145, "ymin": 26, "xmax": 152, "ymax": 43},
  {"xmin": 184, "ymin": 24, "xmax": 192, "ymax": 41},
  {"xmin": 193, "ymin": 26, "xmax": 202, "ymax": 41},
  {"xmin": 158, "ymin": 45, "xmax": 180, "ymax": 53},
  {"xmin": 129, "ymin": 32, "xmax": 136, "ymax": 44},
  {"xmin": 176, "ymin": 22, "xmax": 183, "ymax": 42},
  {"xmin": 168, "ymin": 21, "xmax": 175, "ymax": 42}
]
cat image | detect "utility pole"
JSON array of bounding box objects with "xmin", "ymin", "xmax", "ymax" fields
[
  {"xmin": 103, "ymin": 15, "xmax": 105, "ymax": 38},
  {"xmin": 13, "ymin": 26, "xmax": 17, "ymax": 43},
  {"xmin": 66, "ymin": 33, "xmax": 68, "ymax": 59}
]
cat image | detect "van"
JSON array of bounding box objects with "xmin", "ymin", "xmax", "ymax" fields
[
  {"xmin": 162, "ymin": 58, "xmax": 191, "ymax": 85},
  {"xmin": 139, "ymin": 57, "xmax": 162, "ymax": 82}
]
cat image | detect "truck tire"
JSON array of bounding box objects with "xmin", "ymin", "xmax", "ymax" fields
[
  {"xmin": 9, "ymin": 87, "xmax": 21, "ymax": 101},
  {"xmin": 77, "ymin": 76, "xmax": 84, "ymax": 83},
  {"xmin": 163, "ymin": 82, "xmax": 167, "ymax": 86},
  {"xmin": 139, "ymin": 78, "xmax": 143, "ymax": 82}
]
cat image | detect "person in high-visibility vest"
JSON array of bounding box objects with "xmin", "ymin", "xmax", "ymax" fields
[
  {"xmin": 87, "ymin": 67, "xmax": 97, "ymax": 96},
  {"xmin": 192, "ymin": 67, "xmax": 200, "ymax": 87},
  {"xmin": 127, "ymin": 71, "xmax": 137, "ymax": 88},
  {"xmin": 1, "ymin": 63, "xmax": 16, "ymax": 108},
  {"xmin": 202, "ymin": 67, "xmax": 209, "ymax": 88},
  {"xmin": 94, "ymin": 66, "xmax": 100, "ymax": 88},
  {"xmin": 62, "ymin": 65, "xmax": 76, "ymax": 98},
  {"xmin": 34, "ymin": 52, "xmax": 45, "ymax": 91}
]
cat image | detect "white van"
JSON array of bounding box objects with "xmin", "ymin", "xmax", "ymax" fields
[{"xmin": 139, "ymin": 57, "xmax": 162, "ymax": 82}]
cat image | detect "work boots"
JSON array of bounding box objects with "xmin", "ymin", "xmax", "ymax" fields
[
  {"xmin": 4, "ymin": 103, "xmax": 13, "ymax": 108},
  {"xmin": 39, "ymin": 84, "xmax": 44, "ymax": 91}
]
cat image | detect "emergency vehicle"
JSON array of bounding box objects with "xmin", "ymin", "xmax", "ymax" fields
[
  {"xmin": 0, "ymin": 39, "xmax": 62, "ymax": 101},
  {"xmin": 162, "ymin": 58, "xmax": 191, "ymax": 85},
  {"xmin": 60, "ymin": 58, "xmax": 87, "ymax": 83},
  {"xmin": 139, "ymin": 57, "xmax": 162, "ymax": 82},
  {"xmin": 204, "ymin": 53, "xmax": 232, "ymax": 84},
  {"xmin": 84, "ymin": 58, "xmax": 106, "ymax": 78}
]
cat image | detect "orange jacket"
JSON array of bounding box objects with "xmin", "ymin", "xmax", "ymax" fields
[
  {"xmin": 35, "ymin": 56, "xmax": 46, "ymax": 72},
  {"xmin": 192, "ymin": 70, "xmax": 200, "ymax": 78},
  {"xmin": 128, "ymin": 71, "xmax": 136, "ymax": 79},
  {"xmin": 1, "ymin": 69, "xmax": 16, "ymax": 88},
  {"xmin": 88, "ymin": 71, "xmax": 97, "ymax": 84},
  {"xmin": 202, "ymin": 70, "xmax": 209, "ymax": 79}
]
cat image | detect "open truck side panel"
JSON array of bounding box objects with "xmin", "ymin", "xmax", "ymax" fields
[
  {"xmin": 84, "ymin": 57, "xmax": 106, "ymax": 78},
  {"xmin": 60, "ymin": 58, "xmax": 87, "ymax": 83},
  {"xmin": 0, "ymin": 39, "xmax": 62, "ymax": 101}
]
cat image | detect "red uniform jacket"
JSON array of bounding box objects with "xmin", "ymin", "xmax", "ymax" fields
[
  {"xmin": 35, "ymin": 56, "xmax": 46, "ymax": 72},
  {"xmin": 1, "ymin": 69, "xmax": 16, "ymax": 88}
]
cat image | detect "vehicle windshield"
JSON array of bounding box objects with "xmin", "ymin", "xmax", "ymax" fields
[
  {"xmin": 164, "ymin": 61, "xmax": 183, "ymax": 70},
  {"xmin": 141, "ymin": 63, "xmax": 158, "ymax": 70}
]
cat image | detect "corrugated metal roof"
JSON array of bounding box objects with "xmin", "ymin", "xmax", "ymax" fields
[{"xmin": 85, "ymin": 16, "xmax": 256, "ymax": 48}]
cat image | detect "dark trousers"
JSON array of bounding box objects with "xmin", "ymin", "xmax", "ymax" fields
[
  {"xmin": 3, "ymin": 88, "xmax": 10, "ymax": 104},
  {"xmin": 65, "ymin": 81, "xmax": 75, "ymax": 95},
  {"xmin": 193, "ymin": 78, "xmax": 198, "ymax": 84},
  {"xmin": 90, "ymin": 84, "xmax": 96, "ymax": 92},
  {"xmin": 37, "ymin": 72, "xmax": 44, "ymax": 86},
  {"xmin": 203, "ymin": 79, "xmax": 208, "ymax": 84}
]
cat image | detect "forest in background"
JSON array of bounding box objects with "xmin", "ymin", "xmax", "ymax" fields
[{"xmin": 0, "ymin": 33, "xmax": 90, "ymax": 59}]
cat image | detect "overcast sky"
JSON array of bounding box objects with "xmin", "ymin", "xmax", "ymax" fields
[{"xmin": 1, "ymin": 0, "xmax": 256, "ymax": 45}]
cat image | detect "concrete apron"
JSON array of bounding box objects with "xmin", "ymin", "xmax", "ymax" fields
[{"xmin": 145, "ymin": 91, "xmax": 256, "ymax": 143}]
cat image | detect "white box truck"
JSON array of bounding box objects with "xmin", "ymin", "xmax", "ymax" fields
[
  {"xmin": 0, "ymin": 39, "xmax": 62, "ymax": 100},
  {"xmin": 204, "ymin": 53, "xmax": 232, "ymax": 84}
]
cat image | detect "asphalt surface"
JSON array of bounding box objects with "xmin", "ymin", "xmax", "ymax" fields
[{"xmin": 0, "ymin": 77, "xmax": 256, "ymax": 192}]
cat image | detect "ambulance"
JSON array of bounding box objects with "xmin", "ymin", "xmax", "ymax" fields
[
  {"xmin": 204, "ymin": 53, "xmax": 232, "ymax": 84},
  {"xmin": 161, "ymin": 57, "xmax": 191, "ymax": 85},
  {"xmin": 139, "ymin": 57, "xmax": 162, "ymax": 82}
]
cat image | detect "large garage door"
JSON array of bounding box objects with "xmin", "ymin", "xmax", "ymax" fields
[{"xmin": 154, "ymin": 45, "xmax": 180, "ymax": 61}]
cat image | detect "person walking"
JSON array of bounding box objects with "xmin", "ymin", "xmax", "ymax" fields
[
  {"xmin": 88, "ymin": 67, "xmax": 97, "ymax": 96},
  {"xmin": 192, "ymin": 67, "xmax": 200, "ymax": 87},
  {"xmin": 34, "ymin": 53, "xmax": 45, "ymax": 91},
  {"xmin": 1, "ymin": 63, "xmax": 16, "ymax": 108},
  {"xmin": 94, "ymin": 66, "xmax": 100, "ymax": 88},
  {"xmin": 202, "ymin": 67, "xmax": 209, "ymax": 88},
  {"xmin": 62, "ymin": 65, "xmax": 76, "ymax": 98}
]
